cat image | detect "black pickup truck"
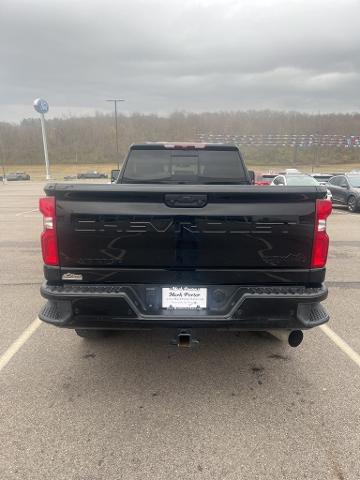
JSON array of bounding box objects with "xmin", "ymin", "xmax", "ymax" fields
[{"xmin": 39, "ymin": 143, "xmax": 332, "ymax": 347}]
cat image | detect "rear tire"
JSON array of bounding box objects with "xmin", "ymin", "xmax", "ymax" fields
[
  {"xmin": 347, "ymin": 196, "xmax": 358, "ymax": 212},
  {"xmin": 75, "ymin": 329, "xmax": 109, "ymax": 339}
]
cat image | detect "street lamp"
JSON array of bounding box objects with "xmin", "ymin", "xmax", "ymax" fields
[
  {"xmin": 33, "ymin": 98, "xmax": 51, "ymax": 180},
  {"xmin": 106, "ymin": 99, "xmax": 124, "ymax": 168}
]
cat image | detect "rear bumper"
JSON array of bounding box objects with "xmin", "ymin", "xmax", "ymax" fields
[{"xmin": 39, "ymin": 282, "xmax": 329, "ymax": 330}]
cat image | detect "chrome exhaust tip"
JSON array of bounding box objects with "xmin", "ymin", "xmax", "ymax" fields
[
  {"xmin": 267, "ymin": 329, "xmax": 303, "ymax": 348},
  {"xmin": 288, "ymin": 330, "xmax": 303, "ymax": 348}
]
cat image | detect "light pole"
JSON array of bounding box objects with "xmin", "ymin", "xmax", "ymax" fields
[
  {"xmin": 33, "ymin": 98, "xmax": 51, "ymax": 180},
  {"xmin": 106, "ymin": 99, "xmax": 124, "ymax": 168},
  {"xmin": 0, "ymin": 155, "xmax": 5, "ymax": 182},
  {"xmin": 0, "ymin": 133, "xmax": 6, "ymax": 182}
]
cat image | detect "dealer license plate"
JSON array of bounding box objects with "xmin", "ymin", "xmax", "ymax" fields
[{"xmin": 162, "ymin": 287, "xmax": 207, "ymax": 310}]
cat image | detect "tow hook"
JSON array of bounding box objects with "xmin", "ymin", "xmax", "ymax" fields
[{"xmin": 171, "ymin": 329, "xmax": 199, "ymax": 348}]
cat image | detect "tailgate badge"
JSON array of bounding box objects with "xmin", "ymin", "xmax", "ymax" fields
[{"xmin": 62, "ymin": 273, "xmax": 83, "ymax": 281}]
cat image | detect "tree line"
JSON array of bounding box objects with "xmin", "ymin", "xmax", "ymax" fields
[{"xmin": 1, "ymin": 110, "xmax": 360, "ymax": 166}]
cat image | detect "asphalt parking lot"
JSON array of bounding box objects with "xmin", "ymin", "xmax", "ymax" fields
[{"xmin": 0, "ymin": 181, "xmax": 359, "ymax": 480}]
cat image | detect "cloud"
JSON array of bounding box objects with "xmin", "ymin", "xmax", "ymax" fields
[{"xmin": 1, "ymin": 0, "xmax": 360, "ymax": 121}]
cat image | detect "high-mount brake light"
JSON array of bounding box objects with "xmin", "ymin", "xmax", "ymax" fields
[
  {"xmin": 164, "ymin": 143, "xmax": 206, "ymax": 149},
  {"xmin": 39, "ymin": 196, "xmax": 59, "ymax": 266},
  {"xmin": 311, "ymin": 199, "xmax": 332, "ymax": 268}
]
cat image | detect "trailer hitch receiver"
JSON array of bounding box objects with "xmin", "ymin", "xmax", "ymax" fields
[{"xmin": 171, "ymin": 329, "xmax": 199, "ymax": 348}]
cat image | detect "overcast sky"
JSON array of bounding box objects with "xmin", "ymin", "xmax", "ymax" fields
[{"xmin": 1, "ymin": 0, "xmax": 359, "ymax": 122}]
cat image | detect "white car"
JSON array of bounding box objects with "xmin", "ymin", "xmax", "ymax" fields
[{"xmin": 271, "ymin": 174, "xmax": 332, "ymax": 201}]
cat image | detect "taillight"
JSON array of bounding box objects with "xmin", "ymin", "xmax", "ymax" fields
[
  {"xmin": 311, "ymin": 199, "xmax": 332, "ymax": 268},
  {"xmin": 39, "ymin": 196, "xmax": 59, "ymax": 266}
]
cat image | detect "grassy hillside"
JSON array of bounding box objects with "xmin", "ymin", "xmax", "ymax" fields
[{"xmin": 2, "ymin": 110, "xmax": 360, "ymax": 170}]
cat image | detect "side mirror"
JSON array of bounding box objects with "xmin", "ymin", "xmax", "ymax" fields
[
  {"xmin": 111, "ymin": 169, "xmax": 120, "ymax": 183},
  {"xmin": 248, "ymin": 170, "xmax": 255, "ymax": 184}
]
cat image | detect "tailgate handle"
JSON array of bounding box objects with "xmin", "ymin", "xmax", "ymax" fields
[{"xmin": 165, "ymin": 194, "xmax": 208, "ymax": 208}]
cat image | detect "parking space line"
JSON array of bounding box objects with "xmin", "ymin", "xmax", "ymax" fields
[
  {"xmin": 1, "ymin": 319, "xmax": 359, "ymax": 373},
  {"xmin": 15, "ymin": 208, "xmax": 37, "ymax": 216},
  {"xmin": 0, "ymin": 318, "xmax": 42, "ymax": 372},
  {"xmin": 320, "ymin": 324, "xmax": 360, "ymax": 368},
  {"xmin": 331, "ymin": 208, "xmax": 349, "ymax": 215}
]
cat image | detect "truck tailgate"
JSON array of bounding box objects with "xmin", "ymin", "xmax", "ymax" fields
[{"xmin": 48, "ymin": 184, "xmax": 325, "ymax": 272}]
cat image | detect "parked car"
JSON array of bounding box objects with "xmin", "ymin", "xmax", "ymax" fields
[
  {"xmin": 253, "ymin": 172, "xmax": 271, "ymax": 185},
  {"xmin": 310, "ymin": 173, "xmax": 334, "ymax": 185},
  {"xmin": 327, "ymin": 173, "xmax": 360, "ymax": 212},
  {"xmin": 64, "ymin": 175, "xmax": 77, "ymax": 180},
  {"xmin": 38, "ymin": 142, "xmax": 331, "ymax": 347},
  {"xmin": 255, "ymin": 173, "xmax": 277, "ymax": 185},
  {"xmin": 271, "ymin": 173, "xmax": 332, "ymax": 200},
  {"xmin": 279, "ymin": 168, "xmax": 301, "ymax": 174},
  {"xmin": 77, "ymin": 171, "xmax": 108, "ymax": 179},
  {"xmin": 5, "ymin": 172, "xmax": 31, "ymax": 181},
  {"xmin": 110, "ymin": 169, "xmax": 120, "ymax": 183}
]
